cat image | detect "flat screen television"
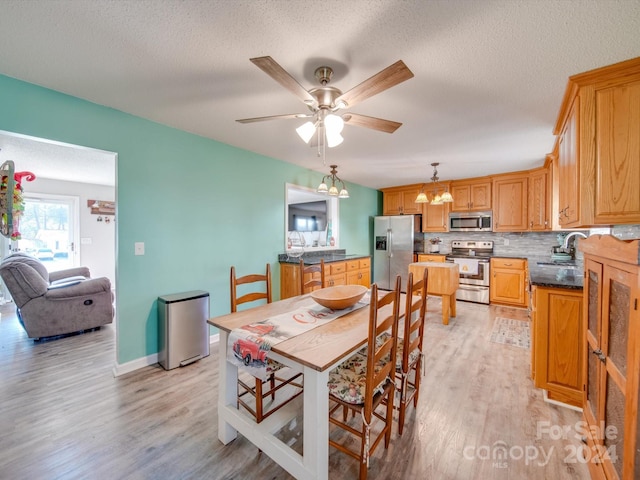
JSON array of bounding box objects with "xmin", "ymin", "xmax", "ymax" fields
[{"xmin": 288, "ymin": 200, "xmax": 327, "ymax": 232}]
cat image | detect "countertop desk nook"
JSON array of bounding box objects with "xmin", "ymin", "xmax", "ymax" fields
[
  {"xmin": 408, "ymin": 261, "xmax": 459, "ymax": 325},
  {"xmin": 209, "ymin": 292, "xmax": 405, "ymax": 480}
]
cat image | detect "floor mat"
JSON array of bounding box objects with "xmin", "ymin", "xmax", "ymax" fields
[{"xmin": 489, "ymin": 317, "xmax": 530, "ymax": 349}]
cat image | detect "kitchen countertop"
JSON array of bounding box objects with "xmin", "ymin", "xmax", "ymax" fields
[
  {"xmin": 416, "ymin": 250, "xmax": 584, "ymax": 289},
  {"xmin": 278, "ymin": 250, "xmax": 370, "ymax": 265},
  {"xmin": 527, "ymin": 256, "xmax": 584, "ymax": 290}
]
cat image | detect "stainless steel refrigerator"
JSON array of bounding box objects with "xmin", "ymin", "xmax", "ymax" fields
[{"xmin": 373, "ymin": 215, "xmax": 418, "ymax": 292}]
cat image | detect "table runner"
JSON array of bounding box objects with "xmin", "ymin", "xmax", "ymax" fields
[{"xmin": 227, "ymin": 293, "xmax": 370, "ymax": 380}]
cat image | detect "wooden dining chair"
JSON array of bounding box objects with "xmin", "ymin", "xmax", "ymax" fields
[
  {"xmin": 299, "ymin": 258, "xmax": 325, "ymax": 294},
  {"xmin": 230, "ymin": 264, "xmax": 303, "ymax": 423},
  {"xmin": 327, "ymin": 276, "xmax": 401, "ymax": 480},
  {"xmin": 395, "ymin": 268, "xmax": 428, "ymax": 435}
]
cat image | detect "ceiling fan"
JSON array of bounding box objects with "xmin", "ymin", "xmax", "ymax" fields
[{"xmin": 236, "ymin": 56, "xmax": 414, "ymax": 148}]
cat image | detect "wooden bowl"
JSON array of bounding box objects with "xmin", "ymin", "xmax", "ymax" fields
[{"xmin": 310, "ymin": 285, "xmax": 368, "ymax": 310}]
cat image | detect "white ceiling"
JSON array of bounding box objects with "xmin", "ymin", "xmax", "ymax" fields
[
  {"xmin": 0, "ymin": 0, "xmax": 638, "ymax": 189},
  {"xmin": 0, "ymin": 130, "xmax": 116, "ymax": 186}
]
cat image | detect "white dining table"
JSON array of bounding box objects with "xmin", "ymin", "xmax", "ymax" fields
[{"xmin": 208, "ymin": 292, "xmax": 403, "ymax": 480}]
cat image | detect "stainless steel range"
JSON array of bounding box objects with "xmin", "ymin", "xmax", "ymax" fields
[{"xmin": 445, "ymin": 240, "xmax": 493, "ymax": 304}]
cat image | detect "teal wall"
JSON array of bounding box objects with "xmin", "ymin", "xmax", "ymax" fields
[{"xmin": 0, "ymin": 74, "xmax": 381, "ymax": 364}]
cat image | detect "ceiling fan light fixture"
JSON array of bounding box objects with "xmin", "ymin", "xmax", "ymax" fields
[
  {"xmin": 296, "ymin": 121, "xmax": 316, "ymax": 143},
  {"xmin": 238, "ymin": 57, "xmax": 414, "ymax": 149},
  {"xmin": 326, "ymin": 131, "xmax": 344, "ymax": 148},
  {"xmin": 324, "ymin": 113, "xmax": 344, "ymax": 148},
  {"xmin": 324, "ymin": 113, "xmax": 344, "ymax": 133},
  {"xmin": 334, "ymin": 99, "xmax": 348, "ymax": 109}
]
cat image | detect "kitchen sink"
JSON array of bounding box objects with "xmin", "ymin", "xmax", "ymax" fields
[{"xmin": 536, "ymin": 261, "xmax": 578, "ymax": 269}]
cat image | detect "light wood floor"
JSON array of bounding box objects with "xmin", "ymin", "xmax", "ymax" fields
[{"xmin": 0, "ymin": 298, "xmax": 589, "ymax": 479}]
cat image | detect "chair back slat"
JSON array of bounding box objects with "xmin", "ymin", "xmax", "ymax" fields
[
  {"xmin": 300, "ymin": 259, "xmax": 325, "ymax": 294},
  {"xmin": 230, "ymin": 264, "xmax": 272, "ymax": 313}
]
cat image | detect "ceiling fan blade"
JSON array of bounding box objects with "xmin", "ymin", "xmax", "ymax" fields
[
  {"xmin": 343, "ymin": 113, "xmax": 402, "ymax": 133},
  {"xmin": 250, "ymin": 56, "xmax": 318, "ymax": 108},
  {"xmin": 334, "ymin": 60, "xmax": 414, "ymax": 109},
  {"xmin": 236, "ymin": 113, "xmax": 313, "ymax": 124}
]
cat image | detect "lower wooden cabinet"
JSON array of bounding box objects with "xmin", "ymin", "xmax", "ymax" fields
[
  {"xmin": 532, "ymin": 285, "xmax": 583, "ymax": 408},
  {"xmin": 346, "ymin": 258, "xmax": 371, "ymax": 288},
  {"xmin": 280, "ymin": 257, "xmax": 371, "ymax": 300},
  {"xmin": 325, "ymin": 261, "xmax": 347, "ymax": 288},
  {"xmin": 489, "ymin": 258, "xmax": 528, "ymax": 307},
  {"xmin": 417, "ymin": 254, "xmax": 446, "ymax": 263},
  {"xmin": 580, "ymin": 235, "xmax": 640, "ymax": 480}
]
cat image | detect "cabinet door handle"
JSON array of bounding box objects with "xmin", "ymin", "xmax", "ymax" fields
[
  {"xmin": 504, "ymin": 263, "xmax": 512, "ymax": 266},
  {"xmin": 592, "ymin": 349, "xmax": 606, "ymax": 363}
]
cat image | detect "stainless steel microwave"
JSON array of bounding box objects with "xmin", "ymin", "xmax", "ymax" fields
[{"xmin": 449, "ymin": 211, "xmax": 493, "ymax": 232}]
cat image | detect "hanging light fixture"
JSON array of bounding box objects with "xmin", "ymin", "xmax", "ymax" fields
[
  {"xmin": 317, "ymin": 165, "xmax": 349, "ymax": 198},
  {"xmin": 415, "ymin": 162, "xmax": 454, "ymax": 204}
]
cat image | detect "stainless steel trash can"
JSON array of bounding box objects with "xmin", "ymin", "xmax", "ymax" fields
[{"xmin": 158, "ymin": 290, "xmax": 210, "ymax": 370}]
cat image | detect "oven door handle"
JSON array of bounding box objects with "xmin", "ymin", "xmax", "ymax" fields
[{"xmin": 457, "ymin": 284, "xmax": 488, "ymax": 292}]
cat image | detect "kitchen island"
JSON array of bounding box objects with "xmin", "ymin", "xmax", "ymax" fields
[{"xmin": 408, "ymin": 262, "xmax": 459, "ymax": 325}]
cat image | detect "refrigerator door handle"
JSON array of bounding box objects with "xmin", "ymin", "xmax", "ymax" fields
[{"xmin": 387, "ymin": 229, "xmax": 392, "ymax": 258}]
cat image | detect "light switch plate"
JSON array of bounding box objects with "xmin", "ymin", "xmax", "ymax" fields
[
  {"xmin": 504, "ymin": 238, "xmax": 510, "ymax": 246},
  {"xmin": 134, "ymin": 242, "xmax": 145, "ymax": 255}
]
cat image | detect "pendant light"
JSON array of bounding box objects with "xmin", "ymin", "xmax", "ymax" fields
[
  {"xmin": 415, "ymin": 162, "xmax": 454, "ymax": 204},
  {"xmin": 317, "ymin": 165, "xmax": 349, "ymax": 198}
]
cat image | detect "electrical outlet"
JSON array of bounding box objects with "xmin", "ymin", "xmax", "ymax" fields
[
  {"xmin": 504, "ymin": 238, "xmax": 510, "ymax": 246},
  {"xmin": 134, "ymin": 242, "xmax": 145, "ymax": 255}
]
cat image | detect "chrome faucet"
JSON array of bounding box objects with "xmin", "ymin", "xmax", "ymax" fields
[{"xmin": 562, "ymin": 231, "xmax": 588, "ymax": 249}]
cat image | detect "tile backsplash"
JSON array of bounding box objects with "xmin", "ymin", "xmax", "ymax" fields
[
  {"xmin": 419, "ymin": 225, "xmax": 640, "ymax": 258},
  {"xmin": 423, "ymin": 231, "xmax": 584, "ymax": 258},
  {"xmin": 612, "ymin": 224, "xmax": 640, "ymax": 239}
]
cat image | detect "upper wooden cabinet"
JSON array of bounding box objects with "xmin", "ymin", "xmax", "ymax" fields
[
  {"xmin": 492, "ymin": 167, "xmax": 552, "ymax": 232},
  {"xmin": 450, "ymin": 178, "xmax": 492, "ymax": 212},
  {"xmin": 553, "ymin": 57, "xmax": 640, "ymax": 227},
  {"xmin": 492, "ymin": 173, "xmax": 528, "ymax": 232},
  {"xmin": 381, "ymin": 184, "xmax": 422, "ymax": 216},
  {"xmin": 528, "ymin": 166, "xmax": 551, "ymax": 231},
  {"xmin": 422, "ymin": 185, "xmax": 450, "ymax": 232}
]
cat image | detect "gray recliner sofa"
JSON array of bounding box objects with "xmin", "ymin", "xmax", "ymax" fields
[{"xmin": 0, "ymin": 253, "xmax": 114, "ymax": 339}]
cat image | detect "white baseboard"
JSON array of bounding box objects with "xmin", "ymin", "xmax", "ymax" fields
[
  {"xmin": 112, "ymin": 333, "xmax": 220, "ymax": 377},
  {"xmin": 543, "ymin": 390, "xmax": 583, "ymax": 412}
]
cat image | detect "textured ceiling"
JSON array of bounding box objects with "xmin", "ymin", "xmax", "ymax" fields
[{"xmin": 0, "ymin": 0, "xmax": 639, "ymax": 189}]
